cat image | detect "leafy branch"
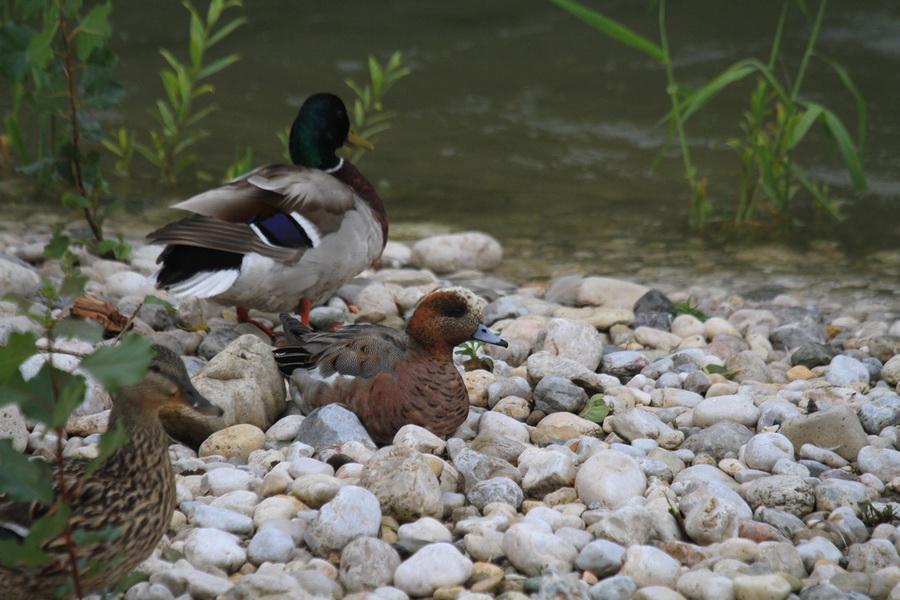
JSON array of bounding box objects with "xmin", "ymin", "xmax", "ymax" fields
[{"xmin": 132, "ymin": 0, "xmax": 246, "ymax": 186}]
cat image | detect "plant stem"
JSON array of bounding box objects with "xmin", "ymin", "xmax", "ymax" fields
[
  {"xmin": 792, "ymin": 0, "xmax": 827, "ymax": 103},
  {"xmin": 55, "ymin": 0, "xmax": 104, "ymax": 243},
  {"xmin": 48, "ymin": 333, "xmax": 84, "ymax": 599},
  {"xmin": 658, "ymin": 0, "xmax": 704, "ymax": 226}
]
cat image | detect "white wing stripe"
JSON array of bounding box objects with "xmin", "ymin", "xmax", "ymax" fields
[
  {"xmin": 249, "ymin": 222, "xmax": 278, "ymax": 247},
  {"xmin": 289, "ymin": 212, "xmax": 322, "ymax": 248}
]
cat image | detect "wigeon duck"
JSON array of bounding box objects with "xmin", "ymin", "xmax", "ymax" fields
[
  {"xmin": 273, "ymin": 287, "xmax": 508, "ymax": 444},
  {"xmin": 147, "ymin": 93, "xmax": 388, "ymax": 332},
  {"xmin": 0, "ymin": 346, "xmax": 222, "ymax": 599}
]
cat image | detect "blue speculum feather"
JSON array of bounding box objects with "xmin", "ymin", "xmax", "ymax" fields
[{"xmin": 248, "ymin": 213, "xmax": 313, "ymax": 248}]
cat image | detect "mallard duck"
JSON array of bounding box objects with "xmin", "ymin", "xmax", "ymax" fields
[
  {"xmin": 273, "ymin": 287, "xmax": 508, "ymax": 445},
  {"xmin": 0, "ymin": 345, "xmax": 222, "ymax": 599},
  {"xmin": 147, "ymin": 92, "xmax": 388, "ymax": 332}
]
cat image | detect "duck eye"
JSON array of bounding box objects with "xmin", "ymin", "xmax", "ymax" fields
[
  {"xmin": 446, "ymin": 305, "xmax": 466, "ymax": 318},
  {"xmin": 148, "ymin": 364, "xmax": 162, "ymax": 374}
]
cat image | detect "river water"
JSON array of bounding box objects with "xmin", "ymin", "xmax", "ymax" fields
[{"xmin": 2, "ymin": 0, "xmax": 899, "ymax": 305}]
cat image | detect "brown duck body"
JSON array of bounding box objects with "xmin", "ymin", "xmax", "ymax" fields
[
  {"xmin": 0, "ymin": 346, "xmax": 220, "ymax": 599},
  {"xmin": 274, "ymin": 287, "xmax": 508, "ymax": 445}
]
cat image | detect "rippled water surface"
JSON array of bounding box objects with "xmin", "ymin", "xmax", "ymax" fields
[{"xmin": 2, "ymin": 1, "xmax": 899, "ymax": 303}]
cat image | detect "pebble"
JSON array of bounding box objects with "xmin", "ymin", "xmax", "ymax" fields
[
  {"xmin": 393, "ymin": 542, "xmax": 473, "ymax": 596},
  {"xmin": 3, "ymin": 233, "xmax": 898, "ymax": 600},
  {"xmin": 304, "ymin": 485, "xmax": 382, "ymax": 556}
]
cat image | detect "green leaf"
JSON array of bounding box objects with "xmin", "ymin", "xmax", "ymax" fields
[
  {"xmin": 784, "ymin": 103, "xmax": 820, "ymax": 150},
  {"xmin": 197, "ymin": 53, "xmax": 239, "ymax": 79},
  {"xmin": 143, "ymin": 295, "xmax": 176, "ymax": 314},
  {"xmin": 549, "ymin": 0, "xmax": 665, "ymax": 62},
  {"xmin": 578, "ymin": 394, "xmax": 609, "ymax": 423},
  {"xmin": 0, "ymin": 438, "xmax": 53, "ymax": 504},
  {"xmin": 79, "ymin": 2, "xmax": 112, "ymax": 36},
  {"xmin": 206, "ymin": 16, "xmax": 247, "ymax": 49},
  {"xmin": 24, "ymin": 22, "xmax": 56, "ymax": 69},
  {"xmin": 817, "ymin": 53, "xmax": 867, "ymax": 153},
  {"xmin": 59, "ymin": 272, "xmax": 89, "ymax": 298},
  {"xmin": 0, "ymin": 331, "xmax": 38, "ymax": 385},
  {"xmin": 0, "ymin": 21, "xmax": 35, "ymax": 82},
  {"xmin": 43, "ymin": 236, "xmax": 71, "ymax": 263},
  {"xmin": 704, "ymin": 364, "xmax": 738, "ymax": 378},
  {"xmin": 79, "ymin": 336, "xmax": 153, "ymax": 395},
  {"xmin": 55, "ymin": 318, "xmax": 104, "ymax": 344},
  {"xmin": 678, "ymin": 61, "xmax": 761, "ymax": 124},
  {"xmin": 819, "ymin": 106, "xmax": 867, "ymax": 191},
  {"xmin": 0, "ymin": 364, "xmax": 57, "ymax": 425},
  {"xmin": 51, "ymin": 375, "xmax": 87, "ymax": 428}
]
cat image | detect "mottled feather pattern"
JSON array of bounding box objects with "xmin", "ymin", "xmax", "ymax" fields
[{"xmin": 0, "ymin": 345, "xmax": 219, "ymax": 599}]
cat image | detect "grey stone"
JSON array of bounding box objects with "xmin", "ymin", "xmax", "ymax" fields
[
  {"xmin": 304, "ymin": 486, "xmax": 382, "ymax": 556},
  {"xmin": 483, "ymin": 298, "xmax": 530, "ymax": 325},
  {"xmin": 757, "ymin": 399, "xmax": 802, "ymax": 429},
  {"xmin": 780, "ymin": 404, "xmax": 869, "ymax": 461},
  {"xmin": 0, "ymin": 257, "xmax": 41, "ymax": 299},
  {"xmin": 846, "ymin": 538, "xmax": 900, "ymax": 573},
  {"xmin": 533, "ymin": 317, "xmax": 604, "ymax": 371},
  {"xmin": 0, "ymin": 316, "xmax": 41, "ymax": 346},
  {"xmin": 815, "ymin": 479, "xmax": 870, "ymax": 513},
  {"xmin": 466, "ymin": 477, "xmax": 523, "ymax": 511},
  {"xmin": 247, "ymin": 527, "xmax": 295, "ymax": 565},
  {"xmin": 827, "ymin": 354, "xmax": 871, "ymax": 386},
  {"xmin": 725, "ymin": 351, "xmax": 773, "ymax": 384},
  {"xmin": 533, "ymin": 375, "xmax": 588, "ymax": 414},
  {"xmin": 791, "ymin": 342, "xmax": 839, "ymax": 368},
  {"xmin": 869, "ymin": 336, "xmax": 900, "ymax": 363},
  {"xmin": 771, "ymin": 321, "xmax": 826, "ymax": 350},
  {"xmin": 857, "ymin": 446, "xmax": 900, "ymax": 483},
  {"xmin": 740, "ymin": 475, "xmax": 815, "ymax": 517},
  {"xmin": 632, "ymin": 290, "xmax": 674, "ymax": 331},
  {"xmin": 360, "ymin": 445, "xmax": 443, "ymax": 522},
  {"xmin": 799, "ymin": 584, "xmax": 851, "ymax": 600},
  {"xmin": 410, "ymin": 231, "xmax": 502, "ymax": 273},
  {"xmin": 589, "ymin": 575, "xmax": 637, "ymax": 600},
  {"xmin": 681, "ymin": 421, "xmax": 754, "ymax": 461},
  {"xmin": 448, "ymin": 441, "xmax": 521, "ymax": 493},
  {"xmin": 601, "ymin": 350, "xmax": 650, "ymax": 379},
  {"xmin": 339, "ymin": 537, "xmax": 401, "ymax": 593},
  {"xmin": 502, "ymin": 521, "xmax": 578, "ymax": 576},
  {"xmin": 743, "ymin": 432, "xmax": 794, "ymax": 472},
  {"xmin": 0, "ymin": 405, "xmax": 27, "ymax": 452},
  {"xmin": 576, "ymin": 540, "xmax": 626, "ymax": 578},
  {"xmin": 857, "ymin": 395, "xmax": 900, "ymax": 434},
  {"xmin": 296, "ymin": 404, "xmax": 377, "ymax": 454},
  {"xmin": 486, "ymin": 376, "xmax": 532, "ymax": 407}
]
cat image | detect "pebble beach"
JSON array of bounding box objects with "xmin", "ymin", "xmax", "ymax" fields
[{"xmin": 1, "ymin": 229, "xmax": 900, "ymax": 600}]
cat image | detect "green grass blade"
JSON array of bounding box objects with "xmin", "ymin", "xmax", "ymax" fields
[
  {"xmin": 787, "ymin": 102, "xmax": 823, "ymax": 149},
  {"xmin": 817, "ymin": 53, "xmax": 867, "ymax": 153},
  {"xmin": 549, "ymin": 0, "xmax": 665, "ymax": 63},
  {"xmin": 678, "ymin": 61, "xmax": 761, "ymax": 123},
  {"xmin": 819, "ymin": 106, "xmax": 866, "ymax": 191}
]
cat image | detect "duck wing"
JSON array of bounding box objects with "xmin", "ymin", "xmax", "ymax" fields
[
  {"xmin": 147, "ymin": 165, "xmax": 362, "ymax": 263},
  {"xmin": 274, "ymin": 315, "xmax": 409, "ymax": 380}
]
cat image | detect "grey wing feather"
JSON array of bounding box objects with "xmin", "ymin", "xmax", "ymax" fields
[{"xmin": 147, "ymin": 215, "xmax": 303, "ymax": 263}]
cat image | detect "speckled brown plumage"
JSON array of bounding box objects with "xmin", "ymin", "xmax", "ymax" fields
[
  {"xmin": 0, "ymin": 345, "xmax": 221, "ymax": 599},
  {"xmin": 273, "ymin": 287, "xmax": 508, "ymax": 445}
]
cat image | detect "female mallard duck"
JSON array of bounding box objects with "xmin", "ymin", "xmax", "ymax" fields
[
  {"xmin": 0, "ymin": 345, "xmax": 222, "ymax": 599},
  {"xmin": 147, "ymin": 93, "xmax": 388, "ymax": 331},
  {"xmin": 273, "ymin": 287, "xmax": 508, "ymax": 445}
]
